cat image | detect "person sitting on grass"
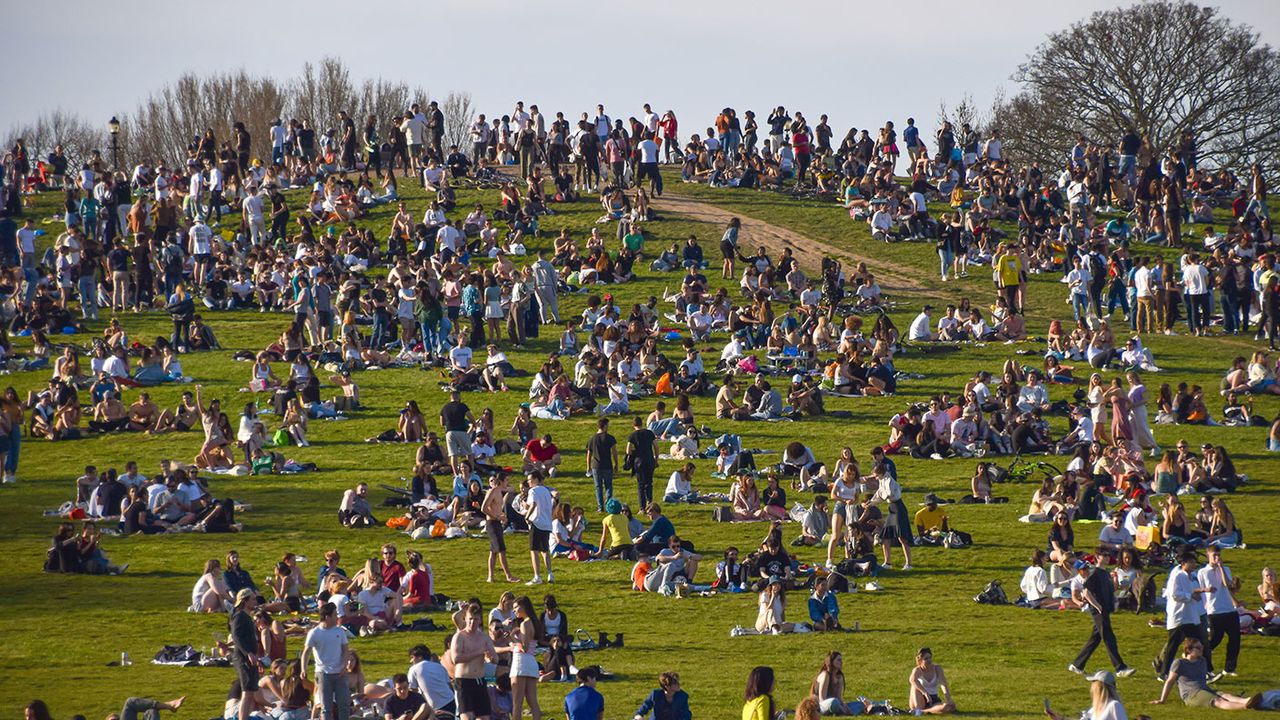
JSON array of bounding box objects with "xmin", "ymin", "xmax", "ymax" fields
[
  {"xmin": 596, "ymin": 498, "xmax": 635, "ymax": 560},
  {"xmin": 754, "ymin": 576, "xmax": 796, "ymax": 634},
  {"xmin": 794, "ymin": 495, "xmax": 830, "ymax": 547},
  {"xmin": 1043, "ymin": 670, "xmax": 1126, "ymax": 720},
  {"xmin": 807, "ymin": 576, "xmax": 842, "ymax": 631},
  {"xmin": 632, "ymin": 671, "xmax": 691, "ymax": 720},
  {"xmin": 810, "ymin": 651, "xmax": 852, "ymax": 715},
  {"xmin": 908, "ymin": 647, "xmax": 956, "ymax": 715},
  {"xmin": 339, "ymin": 482, "xmax": 377, "ymax": 528},
  {"xmin": 1152, "ymin": 637, "xmax": 1263, "ymax": 710},
  {"xmin": 191, "ymin": 558, "xmax": 235, "ymax": 613}
]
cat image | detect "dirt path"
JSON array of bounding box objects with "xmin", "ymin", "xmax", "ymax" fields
[{"xmin": 652, "ymin": 192, "xmax": 945, "ymax": 300}]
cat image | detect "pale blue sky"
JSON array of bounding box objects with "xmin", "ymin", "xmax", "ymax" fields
[{"xmin": 8, "ymin": 0, "xmax": 1280, "ymax": 143}]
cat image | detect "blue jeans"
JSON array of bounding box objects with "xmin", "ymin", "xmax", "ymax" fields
[
  {"xmin": 78, "ymin": 275, "xmax": 98, "ymax": 319},
  {"xmin": 1118, "ymin": 155, "xmax": 1136, "ymax": 186},
  {"xmin": 1221, "ymin": 292, "xmax": 1240, "ymax": 333},
  {"xmin": 1186, "ymin": 293, "xmax": 1210, "ymax": 332},
  {"xmin": 1106, "ymin": 282, "xmax": 1129, "ymax": 318},
  {"xmin": 591, "ymin": 468, "xmax": 613, "ymax": 511},
  {"xmin": 316, "ymin": 672, "xmax": 350, "ymax": 720},
  {"xmin": 938, "ymin": 248, "xmax": 954, "ymax": 278},
  {"xmin": 8, "ymin": 429, "xmax": 20, "ymax": 475},
  {"xmin": 370, "ymin": 314, "xmax": 388, "ymax": 350},
  {"xmin": 649, "ymin": 418, "xmax": 683, "ymax": 437},
  {"xmin": 1071, "ymin": 292, "xmax": 1090, "ymax": 321}
]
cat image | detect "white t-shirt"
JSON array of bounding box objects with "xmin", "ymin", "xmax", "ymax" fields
[
  {"xmin": 450, "ymin": 346, "xmax": 473, "ymax": 370},
  {"xmin": 1183, "ymin": 264, "xmax": 1209, "ymax": 295},
  {"xmin": 303, "ymin": 625, "xmax": 349, "ymax": 675},
  {"xmin": 17, "ymin": 227, "xmax": 36, "ymax": 254},
  {"xmin": 408, "ymin": 659, "xmax": 456, "ymax": 709},
  {"xmin": 908, "ymin": 312, "xmax": 932, "ymax": 340},
  {"xmin": 665, "ymin": 471, "xmax": 692, "ymax": 497},
  {"xmin": 1133, "ymin": 266, "xmax": 1152, "ymax": 298},
  {"xmin": 910, "ymin": 192, "xmax": 927, "ymax": 213},
  {"xmin": 270, "ymin": 125, "xmax": 288, "ymax": 148},
  {"xmin": 356, "ymin": 586, "xmax": 394, "ymax": 616},
  {"xmin": 638, "ymin": 139, "xmax": 659, "ymax": 164},
  {"xmin": 527, "ymin": 484, "xmax": 554, "ymax": 531}
]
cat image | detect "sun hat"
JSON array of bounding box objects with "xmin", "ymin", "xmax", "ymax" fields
[
  {"xmin": 1085, "ymin": 670, "xmax": 1116, "ymax": 687},
  {"xmin": 234, "ymin": 588, "xmax": 255, "ymax": 608}
]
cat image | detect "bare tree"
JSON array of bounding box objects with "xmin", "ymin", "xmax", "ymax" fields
[
  {"xmin": 937, "ymin": 94, "xmax": 983, "ymax": 135},
  {"xmin": 441, "ymin": 91, "xmax": 474, "ymax": 152},
  {"xmin": 289, "ymin": 57, "xmax": 357, "ymax": 135},
  {"xmin": 121, "ymin": 70, "xmax": 285, "ymax": 167},
  {"xmin": 991, "ymin": 1, "xmax": 1280, "ymax": 169},
  {"xmin": 2, "ymin": 110, "xmax": 105, "ymax": 171}
]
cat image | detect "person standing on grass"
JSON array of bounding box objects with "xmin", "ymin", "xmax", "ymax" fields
[
  {"xmin": 1199, "ymin": 546, "xmax": 1241, "ymax": 680},
  {"xmin": 585, "ymin": 417, "xmax": 618, "ymax": 513},
  {"xmin": 228, "ymin": 589, "xmax": 260, "ymax": 720},
  {"xmin": 524, "ymin": 472, "xmax": 555, "ymax": 585},
  {"xmin": 1155, "ymin": 550, "xmax": 1213, "ymax": 680},
  {"xmin": 448, "ymin": 601, "xmax": 497, "ymax": 720},
  {"xmin": 302, "ymin": 602, "xmax": 350, "ymax": 720},
  {"xmin": 440, "ymin": 391, "xmax": 474, "ymax": 475},
  {"xmin": 626, "ymin": 416, "xmax": 658, "ymax": 508},
  {"xmin": 1068, "ymin": 559, "xmax": 1136, "ymax": 678},
  {"xmin": 482, "ymin": 474, "xmax": 520, "ymax": 583}
]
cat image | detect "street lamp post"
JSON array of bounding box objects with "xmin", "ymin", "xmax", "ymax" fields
[{"xmin": 108, "ymin": 116, "xmax": 121, "ymax": 170}]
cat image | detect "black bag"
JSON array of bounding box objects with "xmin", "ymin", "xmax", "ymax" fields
[
  {"xmin": 974, "ymin": 580, "xmax": 1009, "ymax": 605},
  {"xmin": 711, "ymin": 506, "xmax": 733, "ymax": 523}
]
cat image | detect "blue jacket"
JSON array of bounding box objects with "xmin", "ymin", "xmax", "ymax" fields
[
  {"xmin": 634, "ymin": 688, "xmax": 691, "ymax": 720},
  {"xmin": 808, "ymin": 591, "xmax": 839, "ymax": 623}
]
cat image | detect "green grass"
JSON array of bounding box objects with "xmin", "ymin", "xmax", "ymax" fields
[{"xmin": 1, "ymin": 170, "xmax": 1277, "ymax": 719}]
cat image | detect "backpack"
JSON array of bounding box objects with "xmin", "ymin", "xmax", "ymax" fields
[{"xmin": 974, "ymin": 580, "xmax": 1009, "ymax": 605}]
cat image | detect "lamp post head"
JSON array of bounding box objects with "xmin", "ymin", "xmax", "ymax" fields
[{"xmin": 108, "ymin": 116, "xmax": 121, "ymax": 136}]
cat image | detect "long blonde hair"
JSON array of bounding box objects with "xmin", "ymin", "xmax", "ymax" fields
[{"xmin": 1090, "ymin": 679, "xmax": 1120, "ymax": 715}]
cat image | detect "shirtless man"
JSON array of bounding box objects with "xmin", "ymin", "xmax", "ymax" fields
[
  {"xmin": 128, "ymin": 392, "xmax": 159, "ymax": 432},
  {"xmin": 89, "ymin": 391, "xmax": 129, "ymax": 433},
  {"xmin": 448, "ymin": 602, "xmax": 497, "ymax": 720},
  {"xmin": 481, "ymin": 475, "xmax": 519, "ymax": 583},
  {"xmin": 151, "ymin": 391, "xmax": 200, "ymax": 434}
]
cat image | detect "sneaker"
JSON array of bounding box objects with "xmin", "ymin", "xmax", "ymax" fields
[
  {"xmin": 1116, "ymin": 666, "xmax": 1136, "ymax": 678},
  {"xmin": 880, "ymin": 563, "xmax": 893, "ymax": 570},
  {"xmin": 901, "ymin": 564, "xmax": 913, "ymax": 571},
  {"xmin": 526, "ymin": 576, "xmax": 543, "ymax": 586},
  {"xmin": 929, "ymin": 453, "xmax": 944, "ymax": 460},
  {"xmin": 864, "ymin": 581, "xmax": 883, "ymax": 591},
  {"xmin": 546, "ymin": 572, "xmax": 554, "ymax": 584},
  {"xmin": 1067, "ymin": 664, "xmax": 1084, "ymax": 674},
  {"xmin": 1208, "ymin": 671, "xmax": 1225, "ymax": 684}
]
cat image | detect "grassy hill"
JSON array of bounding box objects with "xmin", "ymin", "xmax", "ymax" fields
[{"xmin": 1, "ymin": 168, "xmax": 1276, "ymax": 719}]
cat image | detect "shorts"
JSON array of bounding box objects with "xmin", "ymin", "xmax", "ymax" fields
[
  {"xmin": 720, "ymin": 240, "xmax": 736, "ymax": 259},
  {"xmin": 455, "ymin": 677, "xmax": 490, "ymax": 716},
  {"xmin": 318, "ymin": 311, "xmax": 333, "ymax": 329},
  {"xmin": 1184, "ymin": 689, "xmax": 1220, "ymax": 708},
  {"xmin": 486, "ymin": 519, "xmax": 506, "ymax": 553},
  {"xmin": 529, "ymin": 527, "xmax": 550, "ymax": 553},
  {"xmin": 233, "ymin": 653, "xmax": 260, "ymax": 689},
  {"xmin": 445, "ymin": 430, "xmax": 472, "ymax": 457}
]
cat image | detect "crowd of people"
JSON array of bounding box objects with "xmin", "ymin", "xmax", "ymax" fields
[{"xmin": 6, "ymin": 93, "xmax": 1280, "ymax": 720}]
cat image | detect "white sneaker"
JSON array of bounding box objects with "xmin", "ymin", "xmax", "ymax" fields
[
  {"xmin": 526, "ymin": 575, "xmax": 543, "ymax": 586},
  {"xmin": 1, "ymin": 474, "xmax": 13, "ymax": 484},
  {"xmin": 901, "ymin": 564, "xmax": 914, "ymax": 570},
  {"xmin": 864, "ymin": 581, "xmax": 883, "ymax": 591}
]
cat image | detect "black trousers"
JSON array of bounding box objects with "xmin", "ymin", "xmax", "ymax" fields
[
  {"xmin": 1158, "ymin": 622, "xmax": 1208, "ymax": 675},
  {"xmin": 1207, "ymin": 611, "xmax": 1239, "ymax": 673},
  {"xmin": 634, "ymin": 464, "xmax": 655, "ymax": 508},
  {"xmin": 1073, "ymin": 611, "xmax": 1125, "ymax": 670}
]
